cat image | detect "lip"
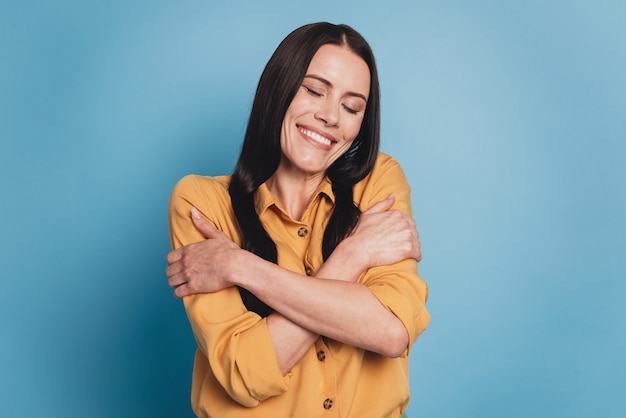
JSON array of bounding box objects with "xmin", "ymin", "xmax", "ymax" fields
[{"xmin": 297, "ymin": 125, "xmax": 337, "ymax": 149}]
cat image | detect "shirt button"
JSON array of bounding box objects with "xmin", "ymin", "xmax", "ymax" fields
[
  {"xmin": 317, "ymin": 350, "xmax": 326, "ymax": 361},
  {"xmin": 323, "ymin": 398, "xmax": 333, "ymax": 409},
  {"xmin": 305, "ymin": 267, "xmax": 312, "ymax": 276},
  {"xmin": 297, "ymin": 227, "xmax": 308, "ymax": 237}
]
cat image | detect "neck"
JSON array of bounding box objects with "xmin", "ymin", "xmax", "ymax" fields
[{"xmin": 266, "ymin": 166, "xmax": 325, "ymax": 221}]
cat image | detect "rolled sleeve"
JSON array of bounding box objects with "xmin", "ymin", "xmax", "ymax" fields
[
  {"xmin": 184, "ymin": 293, "xmax": 289, "ymax": 405},
  {"xmin": 355, "ymin": 154, "xmax": 431, "ymax": 352},
  {"xmin": 169, "ymin": 175, "xmax": 289, "ymax": 405},
  {"xmin": 363, "ymin": 260, "xmax": 430, "ymax": 350}
]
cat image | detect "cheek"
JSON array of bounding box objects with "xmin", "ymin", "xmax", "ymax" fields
[{"xmin": 346, "ymin": 117, "xmax": 365, "ymax": 141}]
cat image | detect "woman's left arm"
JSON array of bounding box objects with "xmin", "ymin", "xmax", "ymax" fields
[
  {"xmin": 166, "ymin": 201, "xmax": 421, "ymax": 358},
  {"xmin": 167, "ymin": 157, "xmax": 429, "ymax": 357},
  {"xmin": 251, "ymin": 155, "xmax": 429, "ymax": 356}
]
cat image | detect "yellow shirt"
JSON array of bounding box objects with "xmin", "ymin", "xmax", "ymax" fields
[{"xmin": 168, "ymin": 153, "xmax": 430, "ymax": 418}]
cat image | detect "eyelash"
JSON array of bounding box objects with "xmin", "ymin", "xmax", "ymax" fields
[
  {"xmin": 342, "ymin": 104, "xmax": 358, "ymax": 115},
  {"xmin": 303, "ymin": 85, "xmax": 360, "ymax": 115},
  {"xmin": 303, "ymin": 86, "xmax": 323, "ymax": 97}
]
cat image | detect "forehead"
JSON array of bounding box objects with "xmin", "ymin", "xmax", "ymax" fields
[{"xmin": 306, "ymin": 44, "xmax": 371, "ymax": 98}]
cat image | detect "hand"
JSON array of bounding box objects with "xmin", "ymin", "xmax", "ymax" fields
[
  {"xmin": 166, "ymin": 208, "xmax": 242, "ymax": 298},
  {"xmin": 348, "ymin": 193, "xmax": 422, "ymax": 268}
]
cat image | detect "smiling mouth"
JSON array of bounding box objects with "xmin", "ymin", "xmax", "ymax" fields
[{"xmin": 298, "ymin": 127, "xmax": 335, "ymax": 146}]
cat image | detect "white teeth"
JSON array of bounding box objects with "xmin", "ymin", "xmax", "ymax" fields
[{"xmin": 301, "ymin": 128, "xmax": 332, "ymax": 146}]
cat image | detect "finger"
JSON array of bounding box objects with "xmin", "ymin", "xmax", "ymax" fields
[
  {"xmin": 165, "ymin": 259, "xmax": 184, "ymax": 279},
  {"xmin": 363, "ymin": 193, "xmax": 395, "ymax": 214},
  {"xmin": 191, "ymin": 207, "xmax": 220, "ymax": 239},
  {"xmin": 174, "ymin": 281, "xmax": 198, "ymax": 299},
  {"xmin": 166, "ymin": 248, "xmax": 183, "ymax": 264},
  {"xmin": 167, "ymin": 270, "xmax": 186, "ymax": 289},
  {"xmin": 173, "ymin": 283, "xmax": 189, "ymax": 299},
  {"xmin": 415, "ymin": 240, "xmax": 422, "ymax": 262}
]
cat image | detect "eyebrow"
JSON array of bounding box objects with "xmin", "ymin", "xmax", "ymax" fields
[{"xmin": 304, "ymin": 74, "xmax": 368, "ymax": 102}]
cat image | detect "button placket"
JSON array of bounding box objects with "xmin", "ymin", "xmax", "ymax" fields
[{"xmin": 314, "ymin": 339, "xmax": 335, "ymax": 413}]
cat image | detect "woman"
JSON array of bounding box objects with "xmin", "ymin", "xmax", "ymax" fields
[{"xmin": 166, "ymin": 22, "xmax": 429, "ymax": 417}]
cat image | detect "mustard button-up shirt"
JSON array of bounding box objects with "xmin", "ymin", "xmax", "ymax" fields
[{"xmin": 168, "ymin": 153, "xmax": 430, "ymax": 418}]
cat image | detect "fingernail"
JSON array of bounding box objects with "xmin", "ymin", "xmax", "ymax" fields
[
  {"xmin": 389, "ymin": 192, "xmax": 395, "ymax": 199},
  {"xmin": 191, "ymin": 207, "xmax": 201, "ymax": 219}
]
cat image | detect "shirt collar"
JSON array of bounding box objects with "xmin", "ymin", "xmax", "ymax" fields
[{"xmin": 254, "ymin": 176, "xmax": 335, "ymax": 216}]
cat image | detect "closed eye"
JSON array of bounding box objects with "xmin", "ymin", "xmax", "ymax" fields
[
  {"xmin": 303, "ymin": 85, "xmax": 323, "ymax": 97},
  {"xmin": 342, "ymin": 104, "xmax": 359, "ymax": 115}
]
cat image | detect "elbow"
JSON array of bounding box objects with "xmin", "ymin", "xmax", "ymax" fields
[{"xmin": 379, "ymin": 322, "xmax": 409, "ymax": 358}]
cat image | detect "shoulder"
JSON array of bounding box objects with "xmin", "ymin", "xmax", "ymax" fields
[
  {"xmin": 170, "ymin": 174, "xmax": 231, "ymax": 203},
  {"xmin": 172, "ymin": 174, "xmax": 231, "ymax": 194},
  {"xmin": 168, "ymin": 174, "xmax": 241, "ymax": 245},
  {"xmin": 353, "ymin": 153, "xmax": 412, "ymax": 212},
  {"xmin": 169, "ymin": 174, "xmax": 233, "ymax": 218},
  {"xmin": 370, "ymin": 152, "xmax": 404, "ymax": 175},
  {"xmin": 357, "ymin": 152, "xmax": 409, "ymax": 190}
]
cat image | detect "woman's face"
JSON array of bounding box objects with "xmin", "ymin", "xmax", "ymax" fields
[{"xmin": 278, "ymin": 44, "xmax": 371, "ymax": 178}]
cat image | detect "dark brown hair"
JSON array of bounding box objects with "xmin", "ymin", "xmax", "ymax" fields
[{"xmin": 229, "ymin": 22, "xmax": 381, "ymax": 317}]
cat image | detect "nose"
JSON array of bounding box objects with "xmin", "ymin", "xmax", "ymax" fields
[{"xmin": 314, "ymin": 99, "xmax": 339, "ymax": 127}]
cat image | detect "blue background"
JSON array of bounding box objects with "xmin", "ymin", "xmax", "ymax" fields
[{"xmin": 1, "ymin": 1, "xmax": 624, "ymax": 417}]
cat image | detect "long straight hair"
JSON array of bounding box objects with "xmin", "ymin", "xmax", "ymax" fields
[{"xmin": 229, "ymin": 23, "xmax": 381, "ymax": 317}]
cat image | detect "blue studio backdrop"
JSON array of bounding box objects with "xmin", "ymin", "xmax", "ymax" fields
[{"xmin": 1, "ymin": 1, "xmax": 625, "ymax": 417}]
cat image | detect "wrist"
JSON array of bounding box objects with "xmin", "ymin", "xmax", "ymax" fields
[
  {"xmin": 230, "ymin": 248, "xmax": 267, "ymax": 289},
  {"xmin": 224, "ymin": 248, "xmax": 246, "ymax": 288},
  {"xmin": 333, "ymin": 236, "xmax": 370, "ymax": 276}
]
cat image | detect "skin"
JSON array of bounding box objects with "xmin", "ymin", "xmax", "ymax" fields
[
  {"xmin": 270, "ymin": 43, "xmax": 371, "ymax": 220},
  {"xmin": 166, "ymin": 44, "xmax": 422, "ymax": 374}
]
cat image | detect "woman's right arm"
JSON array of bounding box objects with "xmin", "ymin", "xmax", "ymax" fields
[
  {"xmin": 263, "ymin": 193, "xmax": 420, "ymax": 373},
  {"xmin": 167, "ymin": 176, "xmax": 420, "ymax": 403},
  {"xmin": 169, "ymin": 193, "xmax": 419, "ymax": 374}
]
